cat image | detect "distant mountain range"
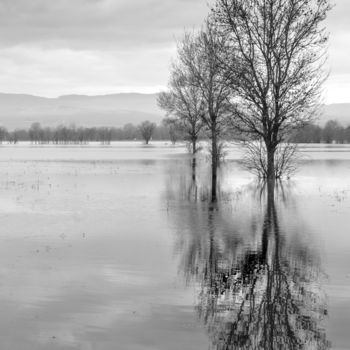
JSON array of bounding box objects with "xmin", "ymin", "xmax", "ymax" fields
[
  {"xmin": 0, "ymin": 92, "xmax": 349, "ymax": 129},
  {"xmin": 0, "ymin": 93, "xmax": 164, "ymax": 129}
]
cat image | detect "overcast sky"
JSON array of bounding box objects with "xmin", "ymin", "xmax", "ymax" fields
[{"xmin": 0, "ymin": 0, "xmax": 348, "ymax": 104}]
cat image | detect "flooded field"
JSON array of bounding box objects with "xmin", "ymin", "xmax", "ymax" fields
[{"xmin": 0, "ymin": 142, "xmax": 349, "ymax": 349}]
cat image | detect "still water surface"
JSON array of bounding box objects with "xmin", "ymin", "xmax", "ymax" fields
[{"xmin": 0, "ymin": 142, "xmax": 349, "ymax": 349}]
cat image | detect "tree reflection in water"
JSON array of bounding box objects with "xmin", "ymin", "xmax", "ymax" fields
[{"xmin": 165, "ymin": 163, "xmax": 330, "ymax": 350}]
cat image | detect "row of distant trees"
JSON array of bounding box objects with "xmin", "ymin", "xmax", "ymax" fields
[
  {"xmin": 0, "ymin": 121, "xmax": 174, "ymax": 144},
  {"xmin": 292, "ymin": 120, "xmax": 350, "ymax": 144},
  {"xmin": 0, "ymin": 119, "xmax": 347, "ymax": 145}
]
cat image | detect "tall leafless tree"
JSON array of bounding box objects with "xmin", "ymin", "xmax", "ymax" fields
[
  {"xmin": 213, "ymin": 0, "xmax": 331, "ymax": 180},
  {"xmin": 177, "ymin": 19, "xmax": 232, "ymax": 201}
]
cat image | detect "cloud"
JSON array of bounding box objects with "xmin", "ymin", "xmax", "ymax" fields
[
  {"xmin": 0, "ymin": 0, "xmax": 213, "ymax": 97},
  {"xmin": 323, "ymin": 0, "xmax": 350, "ymax": 102},
  {"xmin": 0, "ymin": 0, "xmax": 211, "ymax": 50},
  {"xmin": 326, "ymin": 0, "xmax": 350, "ymax": 33},
  {"xmin": 0, "ymin": 45, "xmax": 174, "ymax": 97},
  {"xmin": 0, "ymin": 0, "xmax": 348, "ymax": 102}
]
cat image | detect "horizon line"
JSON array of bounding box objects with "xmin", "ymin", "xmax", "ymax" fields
[
  {"xmin": 0, "ymin": 91, "xmax": 347, "ymax": 105},
  {"xmin": 0, "ymin": 91, "xmax": 162, "ymax": 99}
]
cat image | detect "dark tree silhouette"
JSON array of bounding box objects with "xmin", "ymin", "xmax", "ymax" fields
[
  {"xmin": 213, "ymin": 0, "xmax": 331, "ymax": 180},
  {"xmin": 177, "ymin": 19, "xmax": 232, "ymax": 201},
  {"xmin": 138, "ymin": 120, "xmax": 156, "ymax": 144}
]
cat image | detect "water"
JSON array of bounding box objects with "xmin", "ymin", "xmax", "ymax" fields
[{"xmin": 0, "ymin": 142, "xmax": 349, "ymax": 349}]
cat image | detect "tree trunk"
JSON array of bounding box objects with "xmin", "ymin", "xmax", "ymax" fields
[
  {"xmin": 192, "ymin": 157, "xmax": 196, "ymax": 182},
  {"xmin": 262, "ymin": 179, "xmax": 275, "ymax": 264},
  {"xmin": 266, "ymin": 144, "xmax": 276, "ymax": 180},
  {"xmin": 211, "ymin": 131, "xmax": 218, "ymax": 202},
  {"xmin": 192, "ymin": 138, "xmax": 197, "ymax": 155},
  {"xmin": 208, "ymin": 207, "xmax": 217, "ymax": 286}
]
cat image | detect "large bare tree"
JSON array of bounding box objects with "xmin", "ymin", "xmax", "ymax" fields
[{"xmin": 213, "ymin": 0, "xmax": 331, "ymax": 179}]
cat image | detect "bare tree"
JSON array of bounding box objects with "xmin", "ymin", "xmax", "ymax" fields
[
  {"xmin": 213, "ymin": 0, "xmax": 331, "ymax": 179},
  {"xmin": 158, "ymin": 66, "xmax": 205, "ymax": 153},
  {"xmin": 164, "ymin": 119, "xmax": 182, "ymax": 145},
  {"xmin": 138, "ymin": 120, "xmax": 156, "ymax": 144},
  {"xmin": 177, "ymin": 19, "xmax": 232, "ymax": 201}
]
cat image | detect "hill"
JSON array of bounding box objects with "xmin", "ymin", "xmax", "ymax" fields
[
  {"xmin": 0, "ymin": 93, "xmax": 164, "ymax": 129},
  {"xmin": 319, "ymin": 104, "xmax": 350, "ymax": 126},
  {"xmin": 0, "ymin": 92, "xmax": 349, "ymax": 129}
]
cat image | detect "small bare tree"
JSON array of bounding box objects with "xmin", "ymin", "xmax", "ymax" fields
[
  {"xmin": 158, "ymin": 65, "xmax": 205, "ymax": 154},
  {"xmin": 138, "ymin": 120, "xmax": 156, "ymax": 144},
  {"xmin": 164, "ymin": 118, "xmax": 182, "ymax": 145},
  {"xmin": 213, "ymin": 0, "xmax": 331, "ymax": 180}
]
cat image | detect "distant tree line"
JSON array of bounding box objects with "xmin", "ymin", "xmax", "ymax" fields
[
  {"xmin": 0, "ymin": 119, "xmax": 348, "ymax": 145},
  {"xmin": 0, "ymin": 121, "xmax": 181, "ymax": 144},
  {"xmin": 291, "ymin": 120, "xmax": 350, "ymax": 144}
]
